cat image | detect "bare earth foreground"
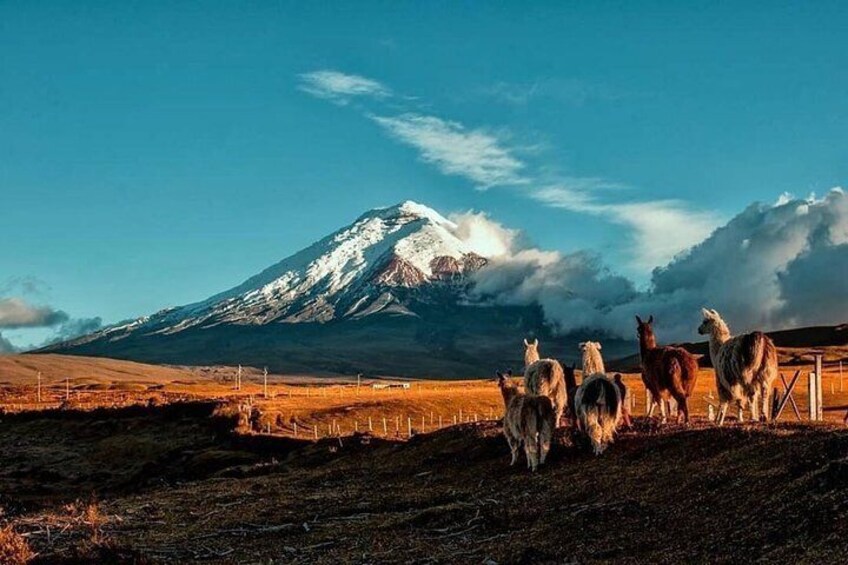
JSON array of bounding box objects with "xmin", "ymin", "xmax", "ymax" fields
[{"xmin": 1, "ymin": 354, "xmax": 848, "ymax": 563}]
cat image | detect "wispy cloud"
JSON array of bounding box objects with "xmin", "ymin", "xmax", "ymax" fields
[
  {"xmin": 534, "ymin": 185, "xmax": 720, "ymax": 269},
  {"xmin": 480, "ymin": 78, "xmax": 620, "ymax": 107},
  {"xmin": 298, "ymin": 70, "xmax": 391, "ymax": 104},
  {"xmin": 371, "ymin": 114, "xmax": 528, "ymax": 189},
  {"xmin": 299, "ymin": 69, "xmax": 719, "ymax": 269}
]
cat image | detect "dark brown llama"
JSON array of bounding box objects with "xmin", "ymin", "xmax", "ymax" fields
[
  {"xmin": 636, "ymin": 315, "xmax": 700, "ymax": 424},
  {"xmin": 613, "ymin": 373, "xmax": 633, "ymax": 429},
  {"xmin": 562, "ymin": 362, "xmax": 579, "ymax": 428}
]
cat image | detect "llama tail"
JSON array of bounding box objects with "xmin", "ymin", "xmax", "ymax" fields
[
  {"xmin": 585, "ymin": 408, "xmax": 605, "ymax": 455},
  {"xmin": 587, "ymin": 377, "xmax": 621, "ymax": 455}
]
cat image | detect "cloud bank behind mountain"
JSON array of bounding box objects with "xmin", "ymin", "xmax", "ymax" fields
[{"xmin": 467, "ymin": 188, "xmax": 848, "ymax": 341}]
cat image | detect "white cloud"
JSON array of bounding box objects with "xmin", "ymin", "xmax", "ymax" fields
[
  {"xmin": 468, "ymin": 189, "xmax": 848, "ymax": 341},
  {"xmin": 299, "ymin": 69, "xmax": 718, "ymax": 270},
  {"xmin": 533, "ymin": 185, "xmax": 720, "ymax": 270},
  {"xmin": 449, "ymin": 211, "xmax": 520, "ymax": 257},
  {"xmin": 371, "ymin": 114, "xmax": 528, "ymax": 189},
  {"xmin": 298, "ymin": 70, "xmax": 391, "ymax": 104}
]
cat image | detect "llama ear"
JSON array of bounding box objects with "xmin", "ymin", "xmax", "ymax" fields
[
  {"xmin": 523, "ymin": 338, "xmax": 529, "ymax": 347},
  {"xmin": 532, "ymin": 338, "xmax": 538, "ymax": 346},
  {"xmin": 647, "ymin": 315, "xmax": 653, "ymax": 324},
  {"xmin": 595, "ymin": 342, "xmax": 602, "ymax": 350},
  {"xmin": 635, "ymin": 315, "xmax": 643, "ymax": 325},
  {"xmin": 710, "ymin": 308, "xmax": 719, "ymax": 317},
  {"xmin": 507, "ymin": 369, "xmax": 513, "ymax": 376},
  {"xmin": 701, "ymin": 308, "xmax": 712, "ymax": 319}
]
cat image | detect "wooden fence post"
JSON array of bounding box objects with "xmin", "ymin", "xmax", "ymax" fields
[
  {"xmin": 815, "ymin": 351, "xmax": 824, "ymax": 421},
  {"xmin": 808, "ymin": 372, "xmax": 818, "ymax": 421}
]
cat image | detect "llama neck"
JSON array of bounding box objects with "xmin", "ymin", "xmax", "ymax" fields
[
  {"xmin": 525, "ymin": 351, "xmax": 539, "ymax": 366},
  {"xmin": 563, "ymin": 370, "xmax": 578, "ymax": 392},
  {"xmin": 499, "ymin": 384, "xmax": 518, "ymax": 407},
  {"xmin": 708, "ymin": 321, "xmax": 731, "ymax": 359},
  {"xmin": 582, "ymin": 351, "xmax": 604, "ymax": 375},
  {"xmin": 638, "ymin": 333, "xmax": 656, "ymax": 360}
]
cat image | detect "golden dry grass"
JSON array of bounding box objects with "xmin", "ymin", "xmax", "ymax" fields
[{"xmin": 3, "ymin": 354, "xmax": 847, "ymax": 434}]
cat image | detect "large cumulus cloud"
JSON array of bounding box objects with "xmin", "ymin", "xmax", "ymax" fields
[{"xmin": 461, "ymin": 189, "xmax": 848, "ymax": 341}]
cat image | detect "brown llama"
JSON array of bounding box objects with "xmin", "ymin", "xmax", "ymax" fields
[
  {"xmin": 496, "ymin": 371, "xmax": 555, "ymax": 471},
  {"xmin": 636, "ymin": 315, "xmax": 700, "ymax": 424},
  {"xmin": 562, "ymin": 362, "xmax": 579, "ymax": 428},
  {"xmin": 613, "ymin": 373, "xmax": 633, "ymax": 429},
  {"xmin": 698, "ymin": 308, "xmax": 779, "ymax": 425}
]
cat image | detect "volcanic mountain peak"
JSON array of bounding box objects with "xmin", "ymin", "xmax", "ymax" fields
[{"xmin": 55, "ymin": 201, "xmax": 493, "ymax": 346}]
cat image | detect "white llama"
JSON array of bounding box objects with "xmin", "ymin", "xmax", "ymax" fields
[
  {"xmin": 698, "ymin": 308, "xmax": 779, "ymax": 425},
  {"xmin": 579, "ymin": 341, "xmax": 606, "ymax": 376}
]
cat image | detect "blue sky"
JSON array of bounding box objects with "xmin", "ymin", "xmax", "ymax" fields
[{"xmin": 2, "ymin": 1, "xmax": 847, "ymax": 348}]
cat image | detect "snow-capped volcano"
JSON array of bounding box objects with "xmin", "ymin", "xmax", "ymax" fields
[
  {"xmin": 42, "ymin": 200, "xmax": 626, "ymax": 376},
  {"xmin": 61, "ymin": 201, "xmax": 492, "ymax": 346}
]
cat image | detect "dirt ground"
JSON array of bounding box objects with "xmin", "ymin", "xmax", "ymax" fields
[
  {"xmin": 3, "ymin": 408, "xmax": 848, "ymax": 563},
  {"xmin": 2, "ymin": 354, "xmax": 848, "ymax": 563}
]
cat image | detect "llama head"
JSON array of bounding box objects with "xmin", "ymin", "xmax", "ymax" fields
[
  {"xmin": 578, "ymin": 341, "xmax": 602, "ymax": 352},
  {"xmin": 523, "ymin": 338, "xmax": 540, "ymax": 364},
  {"xmin": 635, "ymin": 315, "xmax": 655, "ymax": 344},
  {"xmin": 698, "ymin": 308, "xmax": 721, "ymax": 335},
  {"xmin": 495, "ymin": 370, "xmax": 514, "ymax": 388}
]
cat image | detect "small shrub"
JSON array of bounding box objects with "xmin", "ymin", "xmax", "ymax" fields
[{"xmin": 0, "ymin": 525, "xmax": 35, "ymax": 564}]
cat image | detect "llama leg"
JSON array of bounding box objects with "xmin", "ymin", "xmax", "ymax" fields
[
  {"xmin": 539, "ymin": 422, "xmax": 552, "ymax": 465},
  {"xmin": 761, "ymin": 385, "xmax": 771, "ymax": 422},
  {"xmin": 647, "ymin": 399, "xmax": 656, "ymax": 418},
  {"xmin": 676, "ymin": 396, "xmax": 690, "ymax": 425},
  {"xmin": 750, "ymin": 391, "xmax": 760, "ymax": 422},
  {"xmin": 505, "ymin": 434, "xmax": 519, "ymax": 466},
  {"xmin": 716, "ymin": 401, "xmax": 729, "ymax": 426},
  {"xmin": 659, "ymin": 398, "xmax": 668, "ymax": 424},
  {"xmin": 525, "ymin": 440, "xmax": 539, "ymax": 471}
]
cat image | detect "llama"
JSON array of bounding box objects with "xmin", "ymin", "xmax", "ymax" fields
[
  {"xmin": 579, "ymin": 341, "xmax": 605, "ymax": 376},
  {"xmin": 496, "ymin": 371, "xmax": 555, "ymax": 471},
  {"xmin": 698, "ymin": 308, "xmax": 779, "ymax": 425},
  {"xmin": 573, "ymin": 374, "xmax": 622, "ymax": 455},
  {"xmin": 613, "ymin": 374, "xmax": 633, "ymax": 429},
  {"xmin": 524, "ymin": 358, "xmax": 567, "ymax": 427},
  {"xmin": 562, "ymin": 362, "xmax": 579, "ymax": 427},
  {"xmin": 523, "ymin": 338, "xmax": 540, "ymax": 368},
  {"xmin": 636, "ymin": 315, "xmax": 700, "ymax": 424}
]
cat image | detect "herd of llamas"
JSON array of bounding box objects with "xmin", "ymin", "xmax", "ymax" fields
[{"xmin": 496, "ymin": 308, "xmax": 780, "ymax": 471}]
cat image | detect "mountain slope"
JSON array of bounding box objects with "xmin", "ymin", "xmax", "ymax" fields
[{"xmin": 43, "ymin": 201, "xmax": 622, "ymax": 376}]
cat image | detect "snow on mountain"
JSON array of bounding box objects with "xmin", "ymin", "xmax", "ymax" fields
[{"xmin": 70, "ymin": 201, "xmax": 493, "ymax": 344}]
